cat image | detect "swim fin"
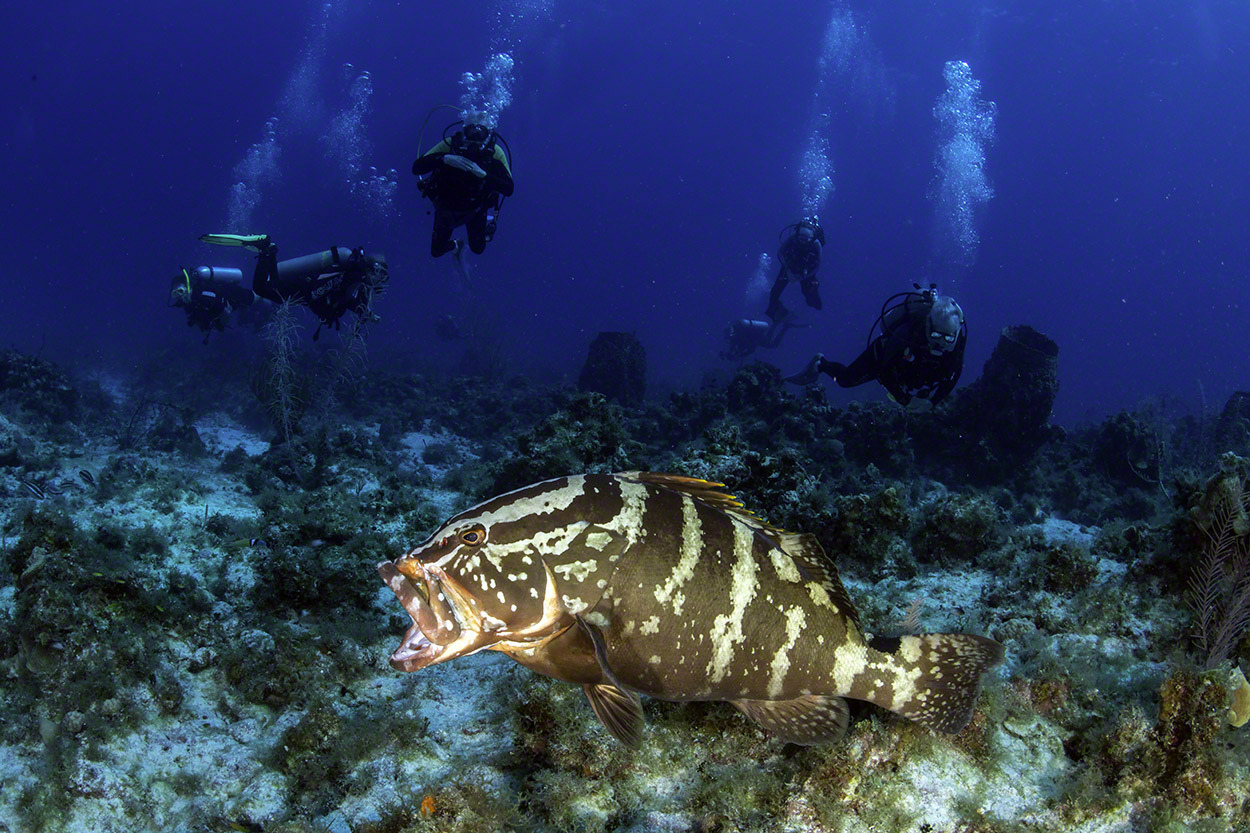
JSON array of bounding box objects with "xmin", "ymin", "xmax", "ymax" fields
[
  {"xmin": 200, "ymin": 233, "xmax": 271, "ymax": 252},
  {"xmin": 784, "ymin": 353, "xmax": 827, "ymax": 386}
]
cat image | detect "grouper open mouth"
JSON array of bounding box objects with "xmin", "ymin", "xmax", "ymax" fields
[{"xmin": 377, "ymin": 560, "xmax": 446, "ymax": 672}]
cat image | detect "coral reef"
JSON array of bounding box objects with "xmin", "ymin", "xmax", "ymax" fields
[{"xmin": 1, "ymin": 346, "xmax": 1249, "ymax": 833}]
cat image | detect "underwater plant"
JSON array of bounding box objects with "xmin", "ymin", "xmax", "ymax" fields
[{"xmin": 1187, "ymin": 458, "xmax": 1250, "ymax": 670}]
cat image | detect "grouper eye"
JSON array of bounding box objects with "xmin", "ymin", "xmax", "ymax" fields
[{"xmin": 457, "ymin": 526, "xmax": 486, "ymax": 546}]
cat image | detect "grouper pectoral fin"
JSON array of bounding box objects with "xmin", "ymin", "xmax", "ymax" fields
[
  {"xmin": 731, "ymin": 694, "xmax": 849, "ymax": 745},
  {"xmin": 576, "ymin": 614, "xmax": 644, "ymax": 747},
  {"xmin": 583, "ymin": 682, "xmax": 644, "ymax": 748}
]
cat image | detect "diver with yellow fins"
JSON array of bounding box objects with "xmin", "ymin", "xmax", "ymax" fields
[
  {"xmin": 170, "ymin": 234, "xmax": 388, "ymax": 340},
  {"xmin": 412, "ymin": 111, "xmax": 514, "ymax": 258}
]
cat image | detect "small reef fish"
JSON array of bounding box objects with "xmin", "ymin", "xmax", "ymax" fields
[
  {"xmin": 378, "ymin": 472, "xmax": 1004, "ymax": 746},
  {"xmin": 226, "ymin": 538, "xmax": 268, "ymax": 551},
  {"xmin": 18, "ymin": 479, "xmax": 45, "ymax": 500},
  {"xmin": 79, "ymin": 470, "xmax": 96, "ymax": 488}
]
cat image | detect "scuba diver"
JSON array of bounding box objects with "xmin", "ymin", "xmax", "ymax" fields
[
  {"xmin": 767, "ymin": 217, "xmax": 826, "ymax": 321},
  {"xmin": 720, "ymin": 317, "xmax": 802, "ymax": 361},
  {"xmin": 412, "ymin": 112, "xmax": 514, "ymax": 258},
  {"xmin": 169, "ymin": 265, "xmax": 263, "ymax": 340},
  {"xmin": 194, "ymin": 234, "xmax": 389, "ymax": 339},
  {"xmin": 786, "ymin": 284, "xmax": 967, "ymax": 409}
]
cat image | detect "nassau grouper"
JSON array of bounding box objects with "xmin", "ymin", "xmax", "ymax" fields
[{"xmin": 378, "ymin": 472, "xmax": 1004, "ymax": 746}]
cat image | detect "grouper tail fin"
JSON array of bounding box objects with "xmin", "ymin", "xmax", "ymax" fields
[{"xmin": 866, "ymin": 633, "xmax": 1004, "ymax": 733}]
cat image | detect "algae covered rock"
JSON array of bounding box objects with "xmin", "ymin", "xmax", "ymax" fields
[
  {"xmin": 726, "ymin": 361, "xmax": 784, "ymax": 417},
  {"xmin": 578, "ymin": 331, "xmax": 646, "ymax": 407},
  {"xmin": 0, "ymin": 349, "xmax": 80, "ymax": 423},
  {"xmin": 489, "ymin": 391, "xmax": 639, "ymax": 494},
  {"xmin": 912, "ymin": 492, "xmax": 1006, "ymax": 566},
  {"xmin": 1093, "ymin": 411, "xmax": 1165, "ymax": 486}
]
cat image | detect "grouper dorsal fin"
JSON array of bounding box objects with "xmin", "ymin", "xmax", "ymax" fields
[
  {"xmin": 628, "ymin": 471, "xmax": 790, "ymax": 537},
  {"xmin": 629, "ymin": 472, "xmax": 861, "ymax": 630},
  {"xmin": 732, "ymin": 694, "xmax": 850, "ymax": 745},
  {"xmin": 576, "ymin": 614, "xmax": 644, "ymax": 747}
]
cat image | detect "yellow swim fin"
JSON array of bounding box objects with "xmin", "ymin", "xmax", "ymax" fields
[{"xmin": 200, "ymin": 233, "xmax": 271, "ymax": 252}]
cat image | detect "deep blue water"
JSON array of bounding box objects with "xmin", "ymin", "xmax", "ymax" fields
[{"xmin": 3, "ymin": 0, "xmax": 1248, "ymax": 425}]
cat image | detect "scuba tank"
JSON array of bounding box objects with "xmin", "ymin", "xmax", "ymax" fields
[
  {"xmin": 274, "ymin": 247, "xmax": 359, "ymax": 283},
  {"xmin": 190, "ymin": 266, "xmax": 245, "ymax": 286}
]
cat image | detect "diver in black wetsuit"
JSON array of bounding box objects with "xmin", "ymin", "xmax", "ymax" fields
[
  {"xmin": 169, "ymin": 266, "xmax": 261, "ymax": 338},
  {"xmin": 767, "ymin": 217, "xmax": 826, "ymax": 321},
  {"xmin": 412, "ymin": 115, "xmax": 514, "ymax": 258},
  {"xmin": 720, "ymin": 317, "xmax": 801, "ymax": 361},
  {"xmin": 195, "ymin": 234, "xmax": 389, "ymax": 339},
  {"xmin": 786, "ymin": 286, "xmax": 966, "ymax": 409}
]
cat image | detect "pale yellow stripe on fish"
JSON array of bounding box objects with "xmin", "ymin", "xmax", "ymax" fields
[
  {"xmin": 654, "ymin": 494, "xmax": 702, "ymax": 616},
  {"xmin": 887, "ymin": 637, "xmax": 929, "ymax": 712},
  {"xmin": 479, "ymin": 521, "xmax": 590, "ymax": 570},
  {"xmin": 767, "ymin": 606, "xmax": 807, "ymax": 697},
  {"xmin": 706, "ymin": 521, "xmax": 759, "ymax": 685},
  {"xmin": 831, "ymin": 640, "xmax": 870, "ymax": 694},
  {"xmin": 612, "ymin": 477, "xmax": 650, "ymax": 547},
  {"xmin": 459, "ymin": 476, "xmax": 589, "ymax": 530}
]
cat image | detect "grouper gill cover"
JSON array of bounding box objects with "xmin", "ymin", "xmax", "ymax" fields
[{"xmin": 379, "ymin": 471, "xmax": 1004, "ymax": 745}]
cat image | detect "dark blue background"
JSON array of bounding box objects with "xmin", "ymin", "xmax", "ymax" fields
[{"xmin": 3, "ymin": 0, "xmax": 1247, "ymax": 424}]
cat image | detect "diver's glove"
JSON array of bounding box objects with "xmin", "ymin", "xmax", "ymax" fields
[
  {"xmin": 443, "ymin": 155, "xmax": 488, "ymax": 178},
  {"xmin": 784, "ymin": 353, "xmax": 826, "ymax": 385}
]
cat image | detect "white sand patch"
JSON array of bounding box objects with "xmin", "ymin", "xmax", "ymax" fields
[
  {"xmin": 195, "ymin": 413, "xmax": 270, "ymax": 457},
  {"xmin": 1029, "ymin": 517, "xmax": 1097, "ymax": 549}
]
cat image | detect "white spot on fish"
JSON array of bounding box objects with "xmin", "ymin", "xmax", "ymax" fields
[
  {"xmin": 553, "ymin": 560, "xmax": 597, "ymax": 583},
  {"xmin": 585, "ymin": 530, "xmax": 614, "ymax": 551},
  {"xmin": 640, "ymin": 616, "xmax": 660, "ymax": 635}
]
